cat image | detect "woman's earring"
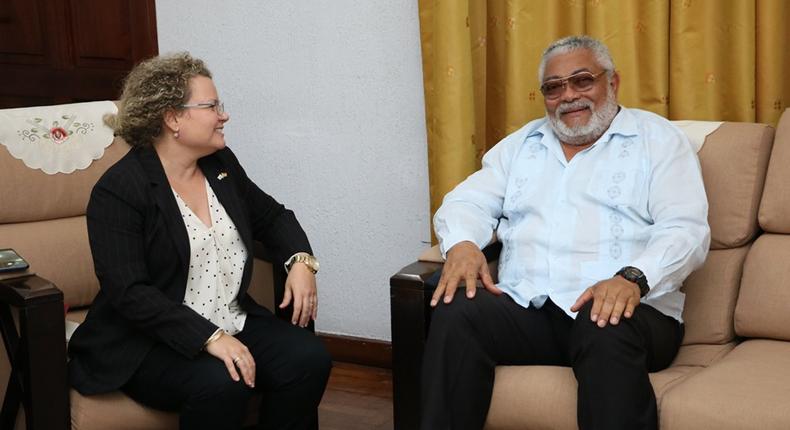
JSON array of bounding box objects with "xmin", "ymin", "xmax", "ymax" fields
[{"xmin": 174, "ymin": 130, "xmax": 180, "ymax": 139}]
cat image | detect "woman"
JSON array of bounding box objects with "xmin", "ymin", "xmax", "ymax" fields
[{"xmin": 68, "ymin": 53, "xmax": 331, "ymax": 430}]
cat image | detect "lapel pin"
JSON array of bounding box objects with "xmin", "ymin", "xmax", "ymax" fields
[{"xmin": 217, "ymin": 172, "xmax": 228, "ymax": 180}]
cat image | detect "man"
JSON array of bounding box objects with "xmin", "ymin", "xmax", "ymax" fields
[{"xmin": 422, "ymin": 35, "xmax": 710, "ymax": 430}]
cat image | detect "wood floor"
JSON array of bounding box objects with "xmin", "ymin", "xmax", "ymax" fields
[{"xmin": 318, "ymin": 362, "xmax": 394, "ymax": 430}]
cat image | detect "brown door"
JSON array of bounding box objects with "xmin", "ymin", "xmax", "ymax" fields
[{"xmin": 0, "ymin": 0, "xmax": 158, "ymax": 108}]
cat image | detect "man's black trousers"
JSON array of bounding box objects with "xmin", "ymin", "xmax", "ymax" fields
[{"xmin": 421, "ymin": 290, "xmax": 684, "ymax": 430}]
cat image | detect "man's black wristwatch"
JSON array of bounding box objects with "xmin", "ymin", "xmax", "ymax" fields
[{"xmin": 616, "ymin": 266, "xmax": 650, "ymax": 297}]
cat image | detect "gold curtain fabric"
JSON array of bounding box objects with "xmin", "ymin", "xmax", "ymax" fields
[{"xmin": 418, "ymin": 0, "xmax": 790, "ymax": 226}]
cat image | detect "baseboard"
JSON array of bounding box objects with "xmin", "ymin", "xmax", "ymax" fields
[{"xmin": 318, "ymin": 333, "xmax": 392, "ymax": 369}]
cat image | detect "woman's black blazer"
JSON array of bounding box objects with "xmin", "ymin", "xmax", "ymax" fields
[{"xmin": 68, "ymin": 145, "xmax": 311, "ymax": 395}]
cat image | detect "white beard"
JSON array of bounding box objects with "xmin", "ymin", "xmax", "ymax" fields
[{"xmin": 547, "ymin": 86, "xmax": 619, "ymax": 146}]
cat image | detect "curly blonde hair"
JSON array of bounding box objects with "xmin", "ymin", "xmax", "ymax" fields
[{"xmin": 109, "ymin": 52, "xmax": 212, "ymax": 147}]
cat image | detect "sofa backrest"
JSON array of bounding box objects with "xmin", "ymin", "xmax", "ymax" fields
[
  {"xmin": 679, "ymin": 122, "xmax": 774, "ymax": 345},
  {"xmin": 0, "ymin": 102, "xmax": 130, "ymax": 308},
  {"xmin": 735, "ymin": 109, "xmax": 790, "ymax": 342}
]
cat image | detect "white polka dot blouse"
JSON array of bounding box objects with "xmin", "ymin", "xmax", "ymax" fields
[{"xmin": 172, "ymin": 179, "xmax": 248, "ymax": 335}]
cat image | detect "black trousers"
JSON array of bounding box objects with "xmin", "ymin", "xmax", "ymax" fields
[
  {"xmin": 421, "ymin": 290, "xmax": 684, "ymax": 430},
  {"xmin": 122, "ymin": 311, "xmax": 332, "ymax": 430}
]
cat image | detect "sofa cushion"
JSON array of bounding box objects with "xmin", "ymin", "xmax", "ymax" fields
[
  {"xmin": 735, "ymin": 234, "xmax": 790, "ymax": 341},
  {"xmin": 759, "ymin": 108, "xmax": 790, "ymax": 234},
  {"xmin": 680, "ymin": 246, "xmax": 749, "ymax": 345},
  {"xmin": 698, "ymin": 122, "xmax": 774, "ymax": 249},
  {"xmin": 485, "ymin": 366, "xmax": 577, "ymax": 430},
  {"xmin": 67, "ymin": 308, "xmax": 90, "ymax": 323},
  {"xmin": 0, "ymin": 215, "xmax": 98, "ymax": 307},
  {"xmin": 70, "ymin": 390, "xmax": 177, "ymax": 430},
  {"xmin": 659, "ymin": 339, "xmax": 790, "ymax": 430},
  {"xmin": 484, "ymin": 364, "xmax": 701, "ymax": 430},
  {"xmin": 70, "ymin": 389, "xmax": 261, "ymax": 430},
  {"xmin": 670, "ymin": 343, "xmax": 735, "ymax": 367},
  {"xmin": 0, "ymin": 139, "xmax": 129, "ymax": 224}
]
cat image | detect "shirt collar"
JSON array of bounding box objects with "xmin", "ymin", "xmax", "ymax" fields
[{"xmin": 603, "ymin": 106, "xmax": 639, "ymax": 140}]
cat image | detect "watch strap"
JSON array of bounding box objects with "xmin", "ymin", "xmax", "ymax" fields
[
  {"xmin": 284, "ymin": 252, "xmax": 319, "ymax": 274},
  {"xmin": 616, "ymin": 266, "xmax": 649, "ymax": 297}
]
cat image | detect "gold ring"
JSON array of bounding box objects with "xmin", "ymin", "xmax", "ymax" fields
[{"xmin": 233, "ymin": 356, "xmax": 241, "ymax": 363}]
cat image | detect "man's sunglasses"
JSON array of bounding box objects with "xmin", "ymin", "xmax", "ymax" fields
[{"xmin": 540, "ymin": 70, "xmax": 607, "ymax": 100}]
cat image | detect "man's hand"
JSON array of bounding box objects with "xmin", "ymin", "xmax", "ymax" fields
[
  {"xmin": 430, "ymin": 241, "xmax": 502, "ymax": 307},
  {"xmin": 571, "ymin": 276, "xmax": 641, "ymax": 327}
]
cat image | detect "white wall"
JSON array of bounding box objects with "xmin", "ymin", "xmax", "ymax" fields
[{"xmin": 156, "ymin": 1, "xmax": 430, "ymax": 341}]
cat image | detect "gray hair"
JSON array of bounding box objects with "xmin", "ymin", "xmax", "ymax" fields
[{"xmin": 538, "ymin": 35, "xmax": 615, "ymax": 83}]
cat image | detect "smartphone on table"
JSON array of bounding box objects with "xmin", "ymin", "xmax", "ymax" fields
[{"xmin": 0, "ymin": 249, "xmax": 30, "ymax": 273}]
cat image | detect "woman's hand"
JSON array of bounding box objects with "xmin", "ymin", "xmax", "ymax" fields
[
  {"xmin": 205, "ymin": 332, "xmax": 256, "ymax": 388},
  {"xmin": 280, "ymin": 263, "xmax": 317, "ymax": 327}
]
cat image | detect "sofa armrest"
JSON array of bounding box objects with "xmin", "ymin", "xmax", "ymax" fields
[
  {"xmin": 389, "ymin": 242, "xmax": 501, "ymax": 430},
  {"xmin": 0, "ymin": 275, "xmax": 69, "ymax": 430}
]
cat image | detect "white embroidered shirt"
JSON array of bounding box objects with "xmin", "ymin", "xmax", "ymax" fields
[{"xmin": 434, "ymin": 108, "xmax": 711, "ymax": 322}]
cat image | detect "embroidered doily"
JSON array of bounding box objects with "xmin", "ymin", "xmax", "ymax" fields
[
  {"xmin": 671, "ymin": 120, "xmax": 723, "ymax": 153},
  {"xmin": 0, "ymin": 101, "xmax": 118, "ymax": 174}
]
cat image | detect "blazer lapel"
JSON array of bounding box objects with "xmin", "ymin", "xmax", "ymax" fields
[
  {"xmin": 199, "ymin": 153, "xmax": 256, "ymax": 297},
  {"xmin": 199, "ymin": 154, "xmax": 254, "ymax": 255},
  {"xmin": 135, "ymin": 147, "xmax": 191, "ymax": 273}
]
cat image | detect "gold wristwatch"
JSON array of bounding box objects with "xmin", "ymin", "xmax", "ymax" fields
[{"xmin": 285, "ymin": 253, "xmax": 320, "ymax": 274}]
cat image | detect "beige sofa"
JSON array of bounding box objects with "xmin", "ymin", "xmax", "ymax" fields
[
  {"xmin": 390, "ymin": 109, "xmax": 790, "ymax": 429},
  {"xmin": 0, "ymin": 101, "xmax": 282, "ymax": 430}
]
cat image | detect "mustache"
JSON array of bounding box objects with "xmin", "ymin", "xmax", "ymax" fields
[{"xmin": 556, "ymin": 99, "xmax": 594, "ymax": 115}]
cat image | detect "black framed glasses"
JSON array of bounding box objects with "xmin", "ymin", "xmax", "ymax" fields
[
  {"xmin": 540, "ymin": 70, "xmax": 607, "ymax": 100},
  {"xmin": 181, "ymin": 100, "xmax": 225, "ymax": 115}
]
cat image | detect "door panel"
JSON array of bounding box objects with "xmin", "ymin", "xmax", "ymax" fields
[
  {"xmin": 0, "ymin": 0, "xmax": 49, "ymax": 65},
  {"xmin": 0, "ymin": 0, "xmax": 158, "ymax": 108}
]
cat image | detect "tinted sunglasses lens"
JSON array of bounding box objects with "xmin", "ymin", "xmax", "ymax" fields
[
  {"xmin": 568, "ymin": 73, "xmax": 596, "ymax": 91},
  {"xmin": 541, "ymin": 81, "xmax": 564, "ymax": 98}
]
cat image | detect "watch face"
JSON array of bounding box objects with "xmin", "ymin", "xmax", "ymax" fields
[{"xmin": 624, "ymin": 267, "xmax": 643, "ymax": 279}]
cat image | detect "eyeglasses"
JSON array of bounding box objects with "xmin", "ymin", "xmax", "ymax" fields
[
  {"xmin": 181, "ymin": 100, "xmax": 225, "ymax": 115},
  {"xmin": 540, "ymin": 71, "xmax": 607, "ymax": 100}
]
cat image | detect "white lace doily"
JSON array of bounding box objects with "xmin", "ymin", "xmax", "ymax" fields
[
  {"xmin": 0, "ymin": 101, "xmax": 117, "ymax": 174},
  {"xmin": 671, "ymin": 120, "xmax": 723, "ymax": 153}
]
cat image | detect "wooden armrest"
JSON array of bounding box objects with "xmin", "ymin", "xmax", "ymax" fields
[
  {"xmin": 389, "ymin": 241, "xmax": 502, "ymax": 429},
  {"xmin": 393, "ymin": 242, "xmax": 503, "ymax": 292},
  {"xmin": 0, "ymin": 274, "xmax": 63, "ymax": 307},
  {"xmin": 390, "ymin": 260, "xmax": 444, "ymax": 291},
  {"xmin": 0, "ymin": 275, "xmax": 69, "ymax": 430}
]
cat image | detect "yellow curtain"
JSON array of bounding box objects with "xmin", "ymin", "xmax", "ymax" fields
[{"xmin": 419, "ymin": 0, "xmax": 790, "ymax": 231}]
